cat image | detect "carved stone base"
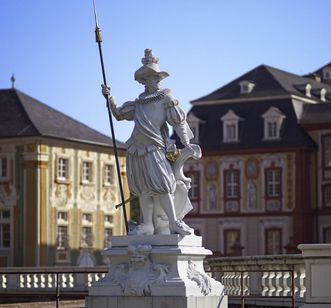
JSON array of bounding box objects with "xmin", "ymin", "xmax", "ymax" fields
[{"xmin": 86, "ymin": 234, "xmax": 226, "ymax": 307}]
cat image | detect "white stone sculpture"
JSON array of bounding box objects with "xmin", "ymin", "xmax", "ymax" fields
[
  {"xmin": 109, "ymin": 244, "xmax": 168, "ymax": 296},
  {"xmin": 102, "ymin": 48, "xmax": 201, "ymax": 236}
]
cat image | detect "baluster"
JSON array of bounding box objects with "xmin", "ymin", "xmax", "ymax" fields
[
  {"xmin": 275, "ymin": 271, "xmax": 282, "ymax": 296},
  {"xmin": 19, "ymin": 274, "xmax": 25, "ymax": 288},
  {"xmin": 33, "ymin": 274, "xmax": 39, "ymax": 288},
  {"xmin": 243, "ymin": 271, "xmax": 249, "ymax": 296},
  {"xmin": 40, "ymin": 273, "xmax": 46, "ymax": 289},
  {"xmin": 61, "ymin": 273, "xmax": 67, "ymax": 289},
  {"xmin": 296, "ymin": 265, "xmax": 306, "ymax": 298},
  {"xmin": 282, "ymin": 271, "xmax": 291, "ymax": 296},
  {"xmin": 261, "ymin": 271, "xmax": 269, "ymax": 296},
  {"xmin": 27, "ymin": 274, "xmax": 32, "ymax": 289},
  {"xmin": 0, "ymin": 274, "xmax": 7, "ymax": 289},
  {"xmin": 268, "ymin": 270, "xmax": 276, "ymax": 296},
  {"xmin": 69, "ymin": 273, "xmax": 74, "ymax": 288}
]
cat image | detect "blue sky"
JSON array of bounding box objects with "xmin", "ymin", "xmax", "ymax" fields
[{"xmin": 1, "ymin": 0, "xmax": 331, "ymax": 142}]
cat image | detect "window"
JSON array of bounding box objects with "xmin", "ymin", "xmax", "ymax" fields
[
  {"xmin": 82, "ymin": 213, "xmax": 92, "ymax": 223},
  {"xmin": 225, "ymin": 124, "xmax": 236, "ymax": 141},
  {"xmin": 267, "ymin": 121, "xmax": 277, "ymax": 138},
  {"xmin": 262, "ymin": 107, "xmax": 285, "ymax": 140},
  {"xmin": 323, "ymin": 228, "xmax": 331, "ymax": 243},
  {"xmin": 0, "ymin": 158, "xmax": 8, "ymax": 179},
  {"xmin": 224, "ymin": 229, "xmax": 241, "ymax": 256},
  {"xmin": 186, "ymin": 113, "xmax": 204, "ymax": 144},
  {"xmin": 239, "ymin": 80, "xmax": 255, "ymax": 94},
  {"xmin": 82, "ymin": 162, "xmax": 93, "ymax": 183},
  {"xmin": 104, "ymin": 228, "xmax": 113, "ymax": 247},
  {"xmin": 81, "ymin": 227, "xmax": 93, "ymax": 247},
  {"xmin": 265, "ymin": 228, "xmax": 282, "ymax": 254},
  {"xmin": 225, "ymin": 170, "xmax": 240, "ymax": 199},
  {"xmin": 323, "ymin": 135, "xmax": 331, "ymax": 168},
  {"xmin": 104, "ymin": 164, "xmax": 114, "ymax": 185},
  {"xmin": 0, "ymin": 210, "xmax": 10, "ymax": 248},
  {"xmin": 323, "ymin": 185, "xmax": 331, "ymax": 207},
  {"xmin": 266, "ymin": 168, "xmax": 281, "ymax": 198},
  {"xmin": 57, "ymin": 226, "xmax": 68, "ymax": 249},
  {"xmin": 188, "ymin": 171, "xmax": 200, "ymax": 200},
  {"xmin": 221, "ymin": 110, "xmax": 241, "ymax": 143},
  {"xmin": 57, "ymin": 158, "xmax": 69, "ymax": 180},
  {"xmin": 57, "ymin": 211, "xmax": 68, "ymax": 221},
  {"xmin": 105, "ymin": 215, "xmax": 113, "ymax": 224}
]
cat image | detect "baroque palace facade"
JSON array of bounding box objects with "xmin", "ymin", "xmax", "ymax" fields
[
  {"xmin": 181, "ymin": 62, "xmax": 331, "ymax": 256},
  {"xmin": 0, "ymin": 89, "xmax": 129, "ymax": 266}
]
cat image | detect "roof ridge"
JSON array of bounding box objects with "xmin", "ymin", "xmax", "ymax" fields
[{"xmin": 12, "ymin": 89, "xmax": 42, "ymax": 136}]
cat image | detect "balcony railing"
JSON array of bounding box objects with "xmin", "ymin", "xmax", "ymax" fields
[
  {"xmin": 207, "ymin": 254, "xmax": 305, "ymax": 307},
  {"xmin": 1, "ymin": 249, "xmax": 328, "ymax": 308}
]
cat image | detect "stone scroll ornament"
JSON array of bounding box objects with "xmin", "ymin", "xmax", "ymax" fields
[
  {"xmin": 109, "ymin": 244, "xmax": 168, "ymax": 296},
  {"xmin": 187, "ymin": 258, "xmax": 212, "ymax": 295}
]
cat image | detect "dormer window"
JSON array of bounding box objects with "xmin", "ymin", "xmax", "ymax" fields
[
  {"xmin": 321, "ymin": 88, "xmax": 327, "ymax": 102},
  {"xmin": 239, "ymin": 80, "xmax": 255, "ymax": 94},
  {"xmin": 262, "ymin": 107, "xmax": 286, "ymax": 140},
  {"xmin": 221, "ymin": 110, "xmax": 242, "ymax": 143},
  {"xmin": 323, "ymin": 67, "xmax": 331, "ymax": 83},
  {"xmin": 305, "ymin": 83, "xmax": 312, "ymax": 97},
  {"xmin": 186, "ymin": 113, "xmax": 204, "ymax": 144}
]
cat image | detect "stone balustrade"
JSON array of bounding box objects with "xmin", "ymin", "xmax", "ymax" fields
[
  {"xmin": 2, "ymin": 249, "xmax": 331, "ymax": 308},
  {"xmin": 0, "ymin": 267, "xmax": 108, "ymax": 294},
  {"xmin": 207, "ymin": 254, "xmax": 306, "ymax": 306}
]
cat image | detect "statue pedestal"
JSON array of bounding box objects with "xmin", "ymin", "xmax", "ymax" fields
[{"xmin": 86, "ymin": 234, "xmax": 227, "ymax": 308}]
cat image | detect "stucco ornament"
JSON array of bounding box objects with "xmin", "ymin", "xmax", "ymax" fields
[
  {"xmin": 52, "ymin": 184, "xmax": 69, "ymax": 208},
  {"xmin": 109, "ymin": 244, "xmax": 168, "ymax": 296},
  {"xmin": 187, "ymin": 258, "xmax": 212, "ymax": 295},
  {"xmin": 102, "ymin": 48, "xmax": 201, "ymax": 236}
]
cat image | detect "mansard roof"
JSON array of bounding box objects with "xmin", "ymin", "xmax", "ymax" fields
[
  {"xmin": 0, "ymin": 88, "xmax": 125, "ymax": 149},
  {"xmin": 192, "ymin": 64, "xmax": 331, "ymax": 104},
  {"xmin": 188, "ymin": 98, "xmax": 316, "ymax": 152},
  {"xmin": 176, "ymin": 63, "xmax": 331, "ymax": 152}
]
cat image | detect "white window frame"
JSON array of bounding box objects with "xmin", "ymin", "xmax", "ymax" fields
[
  {"xmin": 57, "ymin": 225, "xmax": 68, "ymax": 250},
  {"xmin": 225, "ymin": 169, "xmax": 240, "ymax": 199},
  {"xmin": 0, "ymin": 157, "xmax": 9, "ymax": 181},
  {"xmin": 57, "ymin": 157, "xmax": 69, "ymax": 181},
  {"xmin": 0, "ymin": 209, "xmax": 11, "ymax": 249},
  {"xmin": 188, "ymin": 172, "xmax": 200, "ymax": 200},
  {"xmin": 221, "ymin": 110, "xmax": 242, "ymax": 143},
  {"xmin": 262, "ymin": 107, "xmax": 286, "ymax": 140},
  {"xmin": 186, "ymin": 113, "xmax": 204, "ymax": 144},
  {"xmin": 82, "ymin": 161, "xmax": 93, "ymax": 184},
  {"xmin": 323, "ymin": 67, "xmax": 331, "ymax": 82},
  {"xmin": 104, "ymin": 164, "xmax": 114, "ymax": 186},
  {"xmin": 266, "ymin": 168, "xmax": 281, "ymax": 198},
  {"xmin": 81, "ymin": 226, "xmax": 93, "ymax": 247},
  {"xmin": 239, "ymin": 80, "xmax": 255, "ymax": 94}
]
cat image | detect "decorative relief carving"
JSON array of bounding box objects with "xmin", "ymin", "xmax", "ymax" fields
[
  {"xmin": 103, "ymin": 187, "xmax": 116, "ymax": 203},
  {"xmin": 52, "ymin": 184, "xmax": 70, "ymax": 208},
  {"xmin": 110, "ymin": 244, "xmax": 168, "ymax": 296},
  {"xmin": 80, "ymin": 186, "xmax": 95, "ymax": 202},
  {"xmin": 247, "ymin": 180, "xmax": 257, "ymax": 210},
  {"xmin": 187, "ymin": 258, "xmax": 211, "ymax": 295},
  {"xmin": 0, "ymin": 184, "xmax": 18, "ymax": 207}
]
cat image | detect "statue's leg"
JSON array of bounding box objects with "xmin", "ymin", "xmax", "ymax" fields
[
  {"xmin": 138, "ymin": 194, "xmax": 154, "ymax": 235},
  {"xmin": 158, "ymin": 193, "xmax": 192, "ymax": 236}
]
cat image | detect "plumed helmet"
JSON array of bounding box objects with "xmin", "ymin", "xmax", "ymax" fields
[{"xmin": 134, "ymin": 49, "xmax": 169, "ymax": 83}]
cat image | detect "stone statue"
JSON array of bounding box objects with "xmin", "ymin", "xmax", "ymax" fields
[{"xmin": 102, "ymin": 49, "xmax": 201, "ymax": 236}]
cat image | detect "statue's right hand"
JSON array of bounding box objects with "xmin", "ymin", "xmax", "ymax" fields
[{"xmin": 101, "ymin": 84, "xmax": 111, "ymax": 98}]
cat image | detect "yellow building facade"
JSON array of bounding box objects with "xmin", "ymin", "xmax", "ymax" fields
[{"xmin": 0, "ymin": 89, "xmax": 129, "ymax": 266}]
